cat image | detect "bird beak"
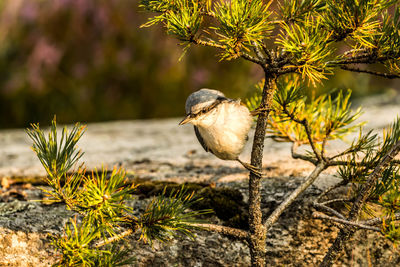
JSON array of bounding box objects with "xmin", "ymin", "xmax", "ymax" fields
[{"xmin": 179, "ymin": 115, "xmax": 192, "ymax": 125}]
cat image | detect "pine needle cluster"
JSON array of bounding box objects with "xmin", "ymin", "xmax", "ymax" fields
[{"xmin": 26, "ymin": 117, "xmax": 210, "ymax": 266}]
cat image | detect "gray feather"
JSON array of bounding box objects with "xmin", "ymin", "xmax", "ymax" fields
[
  {"xmin": 185, "ymin": 89, "xmax": 226, "ymax": 115},
  {"xmin": 194, "ymin": 126, "xmax": 210, "ymax": 152}
]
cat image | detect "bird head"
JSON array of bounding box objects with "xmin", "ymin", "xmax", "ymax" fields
[{"xmin": 179, "ymin": 88, "xmax": 226, "ymax": 125}]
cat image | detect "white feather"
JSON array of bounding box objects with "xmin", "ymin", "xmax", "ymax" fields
[{"xmin": 190, "ymin": 101, "xmax": 253, "ymax": 160}]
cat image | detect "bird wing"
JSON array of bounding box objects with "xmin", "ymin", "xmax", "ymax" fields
[{"xmin": 194, "ymin": 126, "xmax": 210, "ymax": 152}]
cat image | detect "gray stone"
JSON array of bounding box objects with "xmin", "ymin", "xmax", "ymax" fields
[{"xmin": 0, "ymin": 95, "xmax": 399, "ymax": 266}]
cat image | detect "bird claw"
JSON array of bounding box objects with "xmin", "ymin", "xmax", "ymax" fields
[
  {"xmin": 237, "ymin": 159, "xmax": 263, "ymax": 177},
  {"xmin": 250, "ymin": 106, "xmax": 269, "ymax": 116}
]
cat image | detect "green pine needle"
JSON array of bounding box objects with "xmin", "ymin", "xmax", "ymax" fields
[{"xmin": 138, "ymin": 186, "xmax": 211, "ymax": 244}]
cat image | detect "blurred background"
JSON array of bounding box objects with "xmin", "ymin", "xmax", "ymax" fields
[{"xmin": 0, "ymin": 0, "xmax": 399, "ymax": 129}]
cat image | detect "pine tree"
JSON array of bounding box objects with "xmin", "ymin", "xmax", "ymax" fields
[{"xmin": 140, "ymin": 1, "xmax": 400, "ymax": 266}]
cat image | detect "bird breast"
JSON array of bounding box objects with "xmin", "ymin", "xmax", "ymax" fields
[{"xmin": 195, "ymin": 101, "xmax": 253, "ymax": 160}]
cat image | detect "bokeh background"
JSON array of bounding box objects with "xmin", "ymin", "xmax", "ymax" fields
[{"xmin": 0, "ymin": 0, "xmax": 399, "ymax": 129}]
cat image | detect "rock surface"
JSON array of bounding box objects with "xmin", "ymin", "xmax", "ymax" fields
[{"xmin": 0, "ymin": 94, "xmax": 399, "ymax": 266}]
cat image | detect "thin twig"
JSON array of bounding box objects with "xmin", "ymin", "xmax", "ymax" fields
[
  {"xmin": 192, "ymin": 38, "xmax": 225, "ymax": 49},
  {"xmin": 343, "ymin": 48, "xmax": 369, "ymax": 57},
  {"xmin": 261, "ymin": 44, "xmax": 273, "ymax": 61},
  {"xmin": 321, "ymin": 135, "xmax": 330, "ymax": 161},
  {"xmin": 264, "ymin": 162, "xmax": 327, "ymax": 230},
  {"xmin": 192, "ymin": 38, "xmax": 264, "ymax": 66},
  {"xmin": 314, "ymin": 202, "xmax": 347, "ymax": 220},
  {"xmin": 240, "ymin": 52, "xmax": 265, "ymax": 65},
  {"xmin": 276, "ymin": 66, "xmax": 298, "ymax": 75},
  {"xmin": 193, "ymin": 223, "xmax": 249, "ymax": 240},
  {"xmin": 313, "ymin": 212, "xmax": 381, "ymax": 231},
  {"xmin": 320, "ymin": 198, "xmax": 351, "ymax": 206},
  {"xmin": 315, "ymin": 180, "xmax": 348, "ymax": 203},
  {"xmin": 252, "ymin": 41, "xmax": 267, "ymax": 64},
  {"xmin": 281, "ymin": 106, "xmax": 322, "ymax": 162},
  {"xmin": 361, "ymin": 213, "xmax": 400, "ymax": 226},
  {"xmin": 291, "ymin": 143, "xmax": 318, "ymax": 165},
  {"xmin": 340, "ymin": 65, "xmax": 400, "ymax": 79},
  {"xmin": 328, "ymin": 55, "xmax": 391, "ymax": 66},
  {"xmin": 95, "ymin": 229, "xmax": 134, "ymax": 248}
]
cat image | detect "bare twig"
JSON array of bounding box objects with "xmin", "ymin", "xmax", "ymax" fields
[
  {"xmin": 240, "ymin": 52, "xmax": 265, "ymax": 65},
  {"xmin": 264, "ymin": 162, "xmax": 327, "ymax": 230},
  {"xmin": 314, "ymin": 202, "xmax": 347, "ymax": 220},
  {"xmin": 252, "ymin": 41, "xmax": 267, "ymax": 64},
  {"xmin": 361, "ymin": 213, "xmax": 400, "ymax": 226},
  {"xmin": 291, "ymin": 142, "xmax": 319, "ymax": 165},
  {"xmin": 320, "ymin": 198, "xmax": 352, "ymax": 206},
  {"xmin": 313, "ymin": 212, "xmax": 381, "ymax": 231},
  {"xmin": 315, "ymin": 180, "xmax": 348, "ymax": 203},
  {"xmin": 193, "ymin": 223, "xmax": 249, "ymax": 240}
]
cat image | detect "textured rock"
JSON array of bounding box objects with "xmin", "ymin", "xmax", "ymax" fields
[{"xmin": 0, "ymin": 95, "xmax": 399, "ymax": 266}]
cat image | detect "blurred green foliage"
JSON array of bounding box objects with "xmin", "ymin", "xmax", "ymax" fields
[
  {"xmin": 0, "ymin": 0, "xmax": 397, "ymax": 129},
  {"xmin": 0, "ymin": 0, "xmax": 258, "ymax": 128}
]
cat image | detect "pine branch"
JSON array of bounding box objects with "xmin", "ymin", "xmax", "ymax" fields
[
  {"xmin": 320, "ymin": 140, "xmax": 400, "ymax": 267},
  {"xmin": 340, "ymin": 65, "xmax": 400, "ymax": 79},
  {"xmin": 191, "ymin": 37, "xmax": 265, "ymax": 65},
  {"xmin": 349, "ymin": 140, "xmax": 400, "ymax": 219},
  {"xmin": 328, "ymin": 54, "xmax": 393, "ymax": 66}
]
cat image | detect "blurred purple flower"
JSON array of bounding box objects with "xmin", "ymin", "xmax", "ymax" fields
[
  {"xmin": 27, "ymin": 38, "xmax": 62, "ymax": 91},
  {"xmin": 20, "ymin": 2, "xmax": 38, "ymax": 22}
]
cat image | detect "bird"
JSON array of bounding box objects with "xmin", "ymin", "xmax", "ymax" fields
[{"xmin": 179, "ymin": 88, "xmax": 262, "ymax": 176}]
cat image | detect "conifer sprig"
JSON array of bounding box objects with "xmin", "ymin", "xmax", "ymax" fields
[
  {"xmin": 52, "ymin": 218, "xmax": 136, "ymax": 267},
  {"xmin": 26, "ymin": 117, "xmax": 85, "ymax": 179},
  {"xmin": 28, "ymin": 118, "xmax": 211, "ymax": 266},
  {"xmin": 79, "ymin": 168, "xmax": 137, "ymax": 236},
  {"xmin": 138, "ymin": 187, "xmax": 211, "ymax": 244}
]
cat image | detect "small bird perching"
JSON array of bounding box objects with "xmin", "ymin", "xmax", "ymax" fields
[
  {"xmin": 139, "ymin": 1, "xmax": 400, "ymax": 266},
  {"xmin": 179, "ymin": 88, "xmax": 261, "ymax": 175}
]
